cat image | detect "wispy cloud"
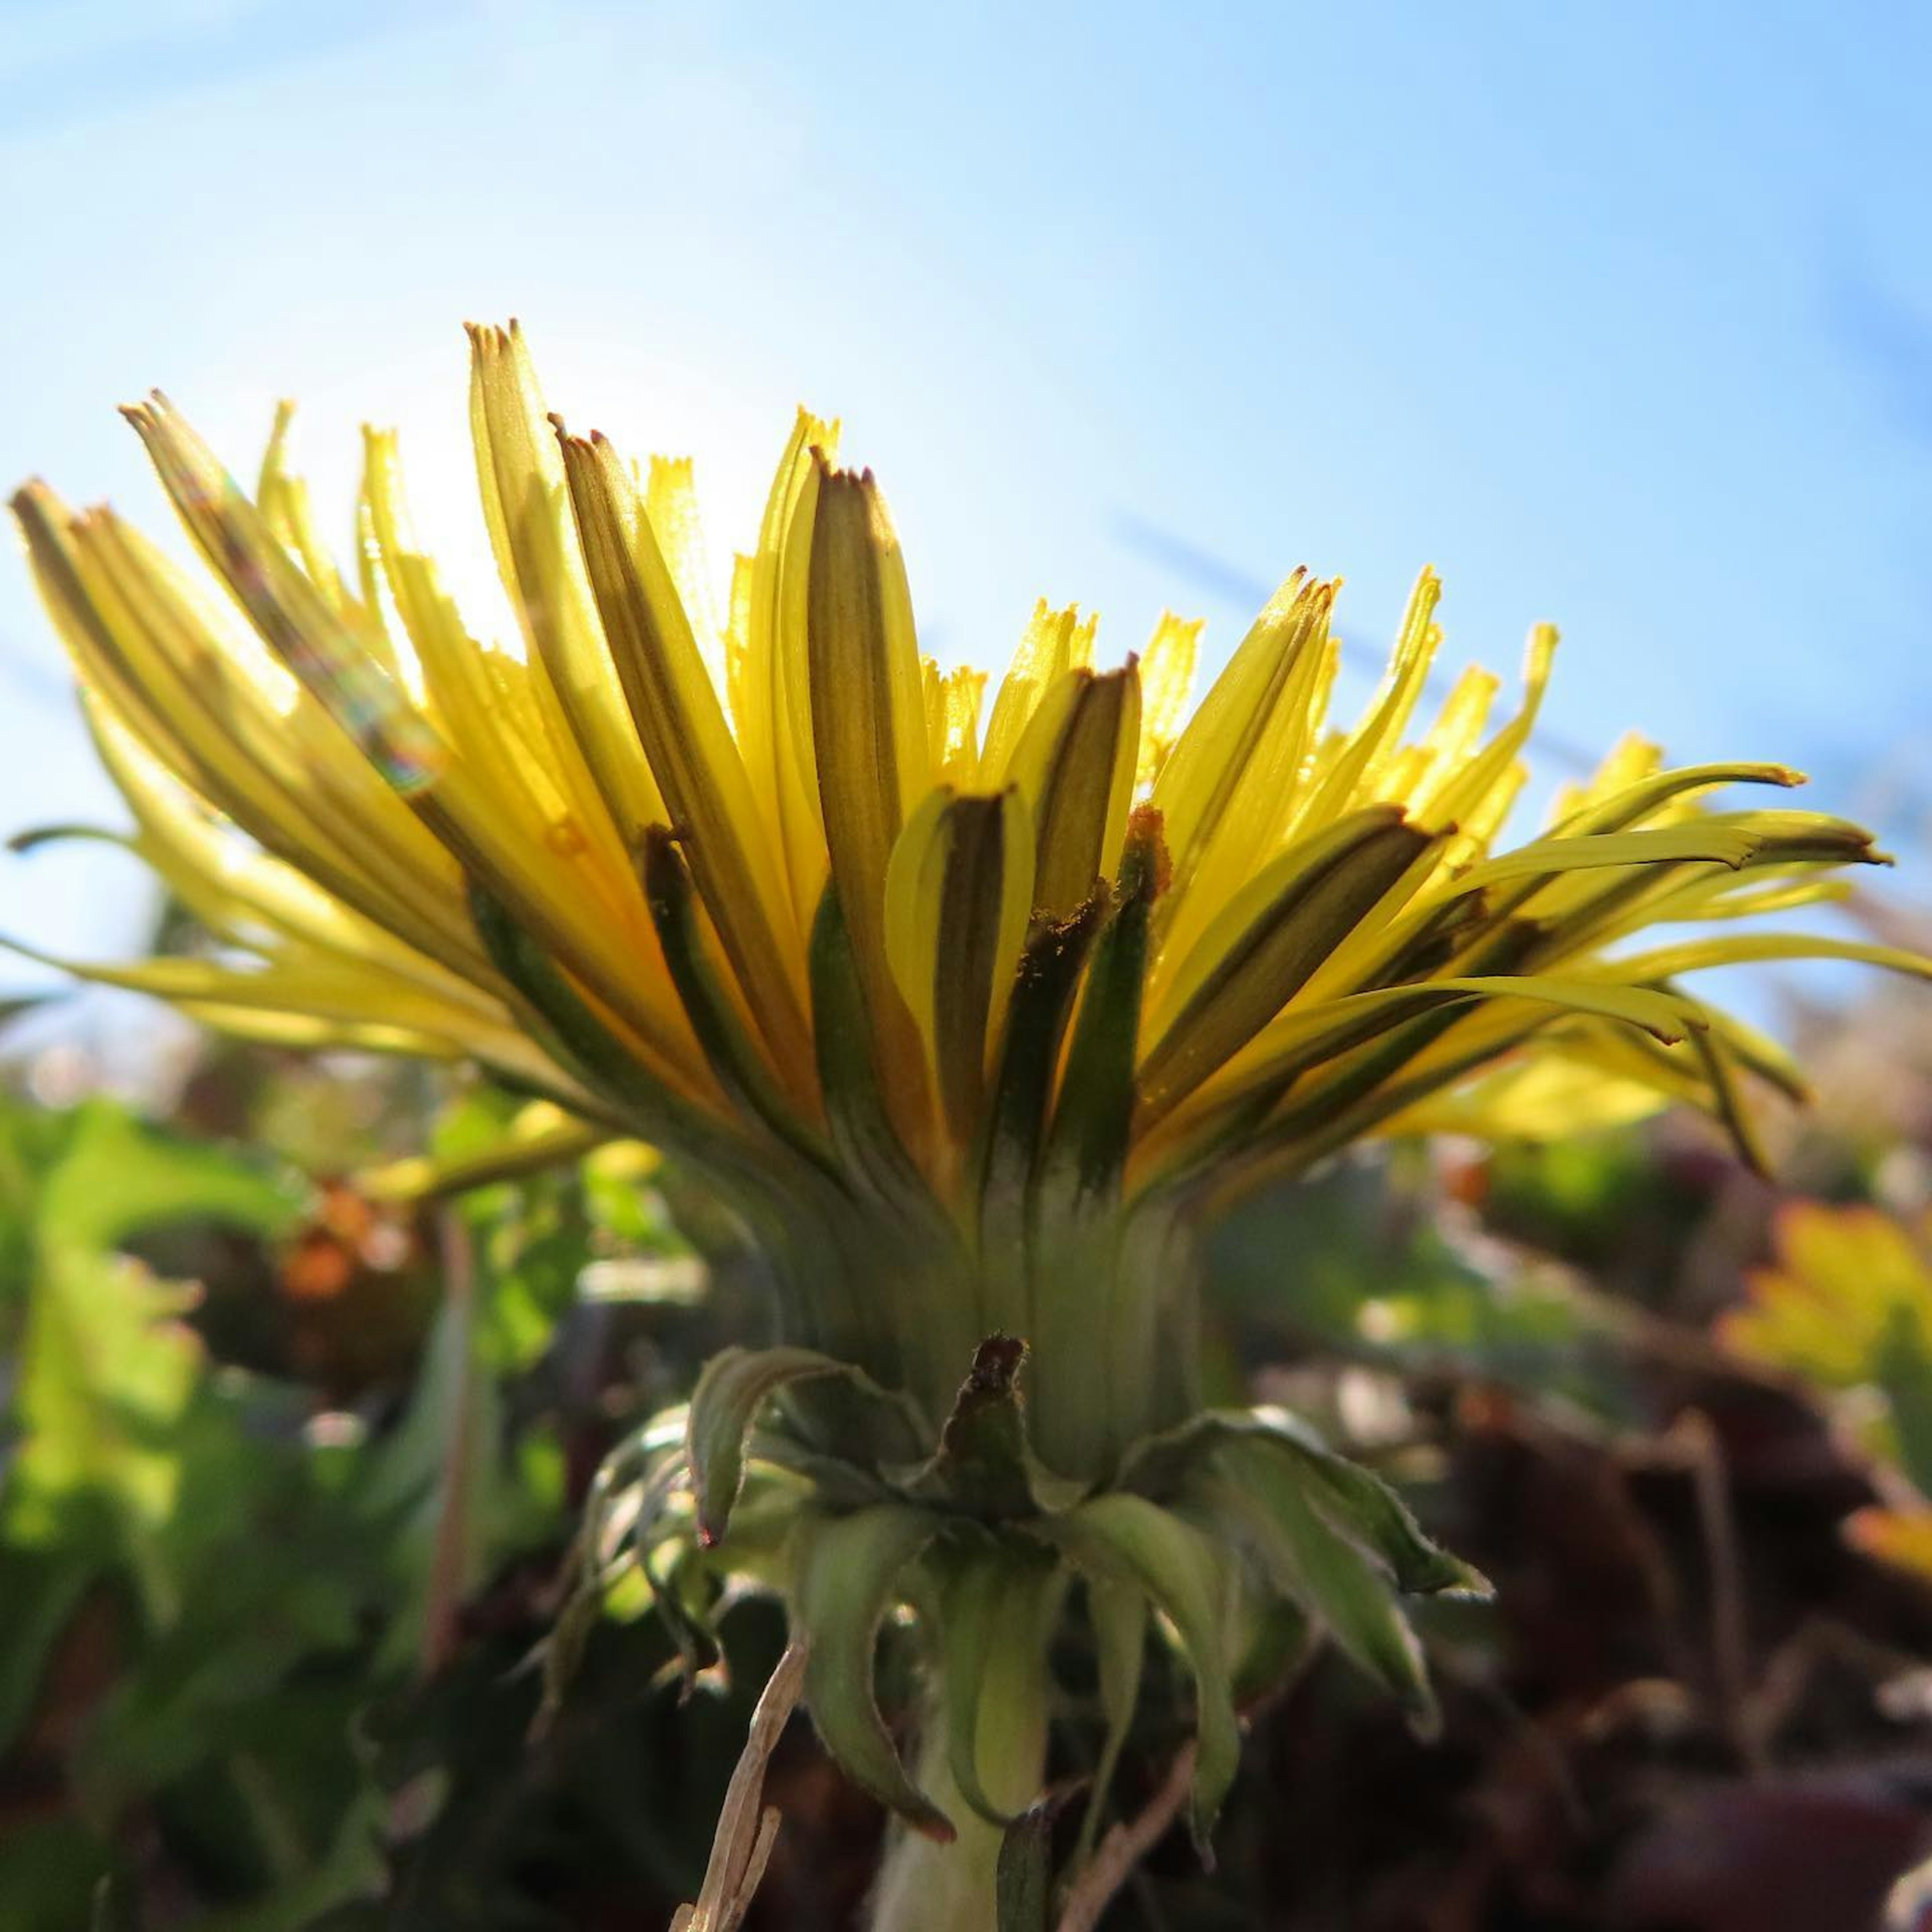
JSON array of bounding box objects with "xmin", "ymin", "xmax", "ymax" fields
[{"xmin": 0, "ymin": 0, "xmax": 454, "ymax": 137}]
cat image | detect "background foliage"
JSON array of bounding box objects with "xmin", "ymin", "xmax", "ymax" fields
[{"xmin": 10, "ymin": 939, "xmax": 1932, "ymax": 1930}]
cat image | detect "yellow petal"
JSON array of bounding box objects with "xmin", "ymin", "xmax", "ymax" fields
[
  {"xmin": 122, "ymin": 393, "xmax": 447, "ymax": 796},
  {"xmin": 645, "ymin": 453, "xmax": 728, "ymax": 699},
  {"xmin": 1140, "ymin": 806, "xmax": 1434, "ymax": 1122},
  {"xmin": 1581, "ymin": 934, "xmax": 1932, "ymax": 986},
  {"xmin": 1151, "ymin": 574, "xmax": 1337, "ymax": 976},
  {"xmin": 1292, "ymin": 569, "xmax": 1443, "ymax": 833},
  {"xmin": 1006, "ymin": 666, "xmax": 1142, "ymax": 918},
  {"xmin": 884, "ymin": 785, "xmax": 1036, "ymax": 1147},
  {"xmin": 466, "ymin": 320, "xmax": 668, "ymax": 841},
  {"xmin": 980, "ymin": 601, "xmax": 1089, "ymax": 788},
  {"xmin": 1134, "ymin": 611, "xmax": 1201, "ymax": 790},
  {"xmin": 936, "ymin": 665, "xmax": 987, "ymax": 787},
  {"xmin": 801, "ymin": 456, "xmax": 934, "ymax": 1142},
  {"xmin": 744, "ymin": 411, "xmax": 841, "ymax": 942},
  {"xmin": 559, "ymin": 425, "xmax": 815, "ymax": 1096}
]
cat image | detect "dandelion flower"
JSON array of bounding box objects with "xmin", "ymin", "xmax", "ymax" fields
[{"xmin": 13, "ymin": 319, "xmax": 1928, "ymax": 1924}]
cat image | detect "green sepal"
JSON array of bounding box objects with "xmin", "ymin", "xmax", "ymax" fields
[
  {"xmin": 1228, "ymin": 1593, "xmax": 1315, "ymax": 1706},
  {"xmin": 742, "ymin": 1429, "xmax": 898, "ymax": 1512},
  {"xmin": 933, "ymin": 1544, "xmax": 1018, "ymax": 1823},
  {"xmin": 793, "ymin": 1503, "xmax": 954, "ymax": 1839},
  {"xmin": 977, "ymin": 899, "xmax": 1107, "ymax": 1232},
  {"xmin": 888, "ymin": 1336, "xmax": 1090, "ymax": 1520},
  {"xmin": 537, "ymin": 1424, "xmax": 671, "ymax": 1728},
  {"xmin": 995, "ymin": 1804, "xmax": 1056, "ymax": 1932},
  {"xmin": 1074, "ymin": 1576, "xmax": 1148, "ymax": 1868},
  {"xmin": 809, "ymin": 879, "xmax": 929, "ymax": 1204},
  {"xmin": 928, "ymin": 1535, "xmax": 1064, "ymax": 1827},
  {"xmin": 537, "ymin": 1567, "xmax": 607, "ymax": 1734},
  {"xmin": 469, "ymin": 883, "xmax": 762, "ymax": 1186},
  {"xmin": 1027, "ymin": 1493, "xmax": 1240, "ymax": 1858},
  {"xmin": 648, "ymin": 1538, "xmax": 726, "ymax": 1685},
  {"xmin": 686, "ymin": 1344, "xmax": 921, "ymax": 1546},
  {"xmin": 1119, "ymin": 1409, "xmax": 1489, "ymax": 1600},
  {"xmin": 1193, "ymin": 1466, "xmax": 1438, "ymax": 1730},
  {"xmin": 640, "ymin": 825, "xmax": 833, "ymax": 1169},
  {"xmin": 1037, "ymin": 817, "xmax": 1161, "ymax": 1212}
]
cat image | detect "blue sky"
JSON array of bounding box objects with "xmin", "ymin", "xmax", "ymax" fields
[{"xmin": 3, "ymin": 0, "xmax": 1930, "ymax": 1019}]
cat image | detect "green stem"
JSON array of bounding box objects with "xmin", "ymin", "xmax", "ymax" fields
[
  {"xmin": 867, "ymin": 1592, "xmax": 1056, "ymax": 1932},
  {"xmin": 420, "ymin": 1207, "xmax": 479, "ymax": 1677}
]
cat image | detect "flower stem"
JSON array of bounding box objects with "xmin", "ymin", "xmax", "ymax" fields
[{"xmin": 867, "ymin": 1582, "xmax": 1056, "ymax": 1932}]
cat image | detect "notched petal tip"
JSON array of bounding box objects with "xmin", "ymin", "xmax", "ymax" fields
[
  {"xmin": 807, "ymin": 446, "xmax": 880, "ymax": 495},
  {"xmin": 466, "ymin": 320, "xmax": 516, "ymax": 358}
]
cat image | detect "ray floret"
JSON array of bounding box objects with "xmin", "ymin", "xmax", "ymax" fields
[{"xmin": 11, "ymin": 321, "xmax": 1926, "ymax": 1925}]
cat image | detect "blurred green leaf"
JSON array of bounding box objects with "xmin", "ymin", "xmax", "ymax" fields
[{"xmin": 1209, "ymin": 1160, "xmax": 1642, "ymax": 1426}]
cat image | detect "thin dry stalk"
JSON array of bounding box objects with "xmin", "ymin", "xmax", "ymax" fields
[
  {"xmin": 1631, "ymin": 1410, "xmax": 1763, "ymax": 1774},
  {"xmin": 671, "ymin": 1638, "xmax": 810, "ymax": 1932},
  {"xmin": 1056, "ymin": 1741, "xmax": 1199, "ymax": 1932}
]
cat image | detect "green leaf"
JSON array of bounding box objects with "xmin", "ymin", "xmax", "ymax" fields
[
  {"xmin": 1236, "ymin": 1427, "xmax": 1487, "ymax": 1599},
  {"xmin": 92, "ymin": 1875, "xmax": 143, "ymax": 1932},
  {"xmin": 42, "ymin": 1099, "xmax": 301, "ymax": 1256},
  {"xmin": 193, "ymin": 1780, "xmax": 387, "ymax": 1932},
  {"xmin": 1228, "ymin": 1594, "xmax": 1315, "ymax": 1705},
  {"xmin": 1208, "ymin": 1159, "xmax": 1645, "ymax": 1427},
  {"xmin": 0, "ymin": 1818, "xmax": 111, "ymax": 1930},
  {"xmin": 0, "ymin": 1547, "xmax": 93, "ymax": 1752},
  {"xmin": 1029, "ymin": 1493, "xmax": 1240, "ymax": 1856},
  {"xmin": 352, "ymin": 1273, "xmax": 501, "ymax": 1678},
  {"xmin": 1875, "ymin": 1304, "xmax": 1932, "ymax": 1501},
  {"xmin": 4, "ymin": 1101, "xmax": 301, "ymax": 1561},
  {"xmin": 792, "ymin": 1504, "xmax": 952, "ymax": 1837}
]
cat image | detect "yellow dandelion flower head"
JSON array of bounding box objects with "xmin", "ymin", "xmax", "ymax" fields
[{"xmin": 9, "ymin": 319, "xmax": 1928, "ymax": 1446}]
